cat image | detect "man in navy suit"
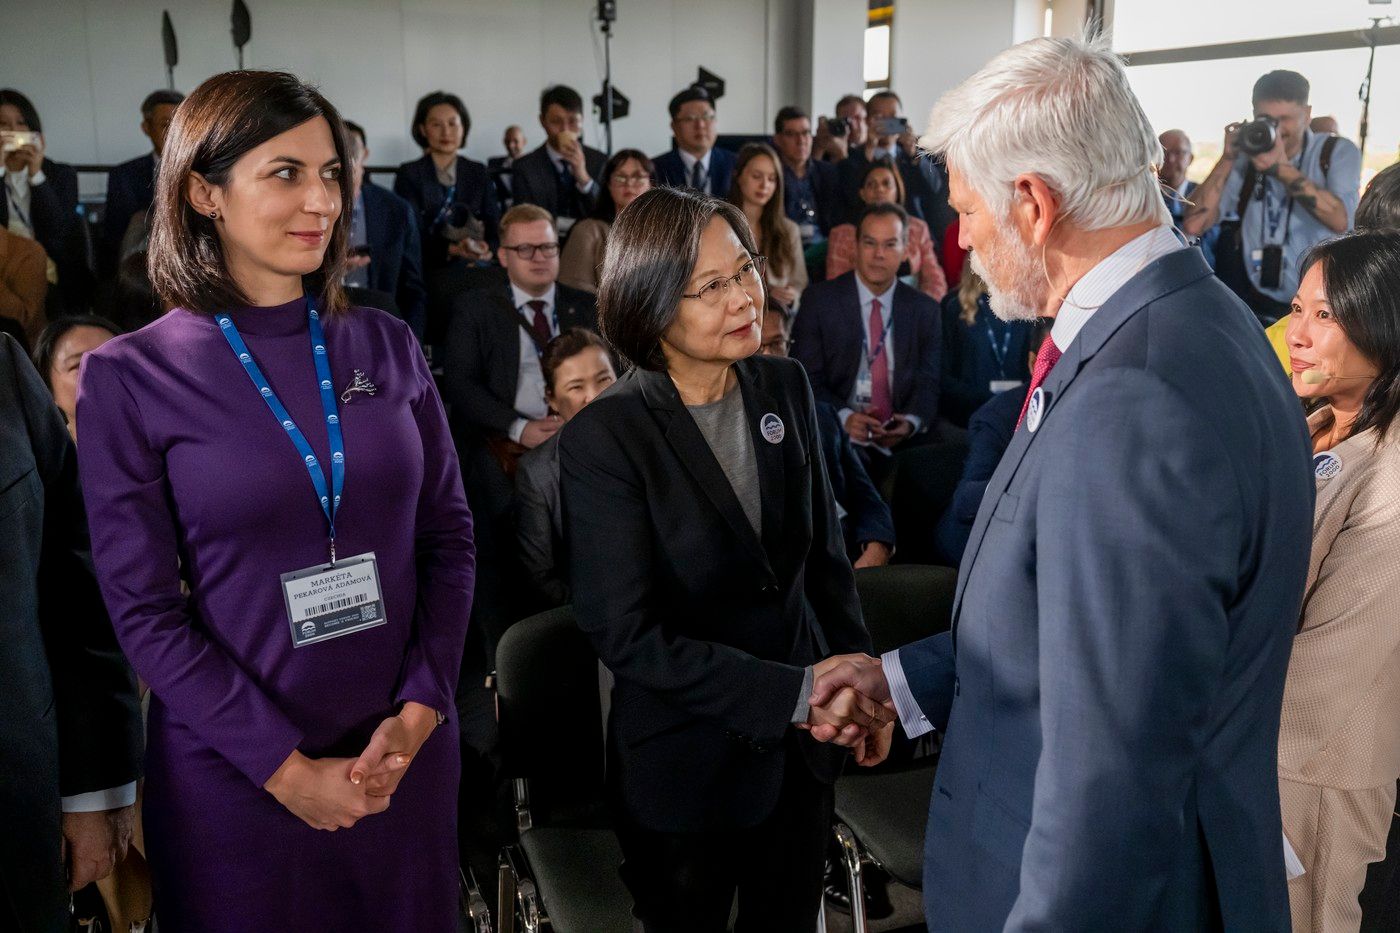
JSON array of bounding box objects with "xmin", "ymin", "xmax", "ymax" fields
[
  {"xmin": 808, "ymin": 36, "xmax": 1314, "ymax": 931},
  {"xmin": 651, "ymin": 86, "xmax": 736, "ymax": 198},
  {"xmin": 100, "ymin": 89, "xmax": 183, "ymax": 280},
  {"xmin": 345, "ymin": 122, "xmax": 427, "ymax": 338},
  {"xmin": 509, "ymin": 86, "xmax": 607, "ymax": 240},
  {"xmin": 772, "ymin": 105, "xmax": 841, "ymax": 246}
]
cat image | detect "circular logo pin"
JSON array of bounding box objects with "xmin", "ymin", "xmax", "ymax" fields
[
  {"xmin": 1313, "ymin": 452, "xmax": 1343, "ymax": 481},
  {"xmin": 760, "ymin": 412, "xmax": 785, "ymax": 445},
  {"xmin": 1026, "ymin": 387, "xmax": 1047, "ymax": 433}
]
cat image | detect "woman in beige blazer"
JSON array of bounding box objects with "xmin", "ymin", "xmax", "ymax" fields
[
  {"xmin": 1280, "ymin": 230, "xmax": 1400, "ymax": 932},
  {"xmin": 557, "ymin": 149, "xmax": 653, "ymax": 294}
]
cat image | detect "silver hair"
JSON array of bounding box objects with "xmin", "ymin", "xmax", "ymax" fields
[{"xmin": 920, "ymin": 34, "xmax": 1169, "ymax": 231}]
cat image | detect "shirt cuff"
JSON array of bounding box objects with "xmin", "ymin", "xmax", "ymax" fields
[
  {"xmin": 881, "ymin": 648, "xmax": 934, "ymax": 738},
  {"xmin": 508, "ymin": 418, "xmax": 528, "ymax": 444},
  {"xmin": 576, "ymin": 178, "xmax": 597, "ymax": 196},
  {"xmin": 61, "ymin": 782, "xmax": 137, "ymax": 813},
  {"xmin": 30, "ymin": 169, "xmax": 46, "ymax": 186},
  {"xmin": 791, "ymin": 665, "xmax": 814, "ymax": 723},
  {"xmin": 838, "ymin": 406, "xmax": 855, "ymax": 427},
  {"xmin": 902, "ymin": 413, "xmax": 923, "ymax": 433}
]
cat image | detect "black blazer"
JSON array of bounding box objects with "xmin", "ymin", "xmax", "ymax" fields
[
  {"xmin": 392, "ymin": 153, "xmax": 501, "ymax": 270},
  {"xmin": 360, "ymin": 180, "xmax": 428, "ymax": 339},
  {"xmin": 651, "ymin": 146, "xmax": 738, "ymax": 197},
  {"xmin": 791, "ymin": 270, "xmax": 941, "ymax": 428},
  {"xmin": 486, "ymin": 155, "xmax": 514, "ymax": 207},
  {"xmin": 560, "ymin": 356, "xmax": 872, "ymax": 833},
  {"xmin": 0, "ymin": 335, "xmax": 142, "ymax": 932},
  {"xmin": 440, "ymin": 282, "xmax": 598, "ymax": 440},
  {"xmin": 782, "ymin": 157, "xmax": 841, "ymax": 235},
  {"xmin": 509, "ymin": 143, "xmax": 608, "ymax": 221},
  {"xmin": 514, "ymin": 431, "xmax": 566, "ymax": 609},
  {"xmin": 100, "ymin": 152, "xmax": 156, "ymax": 279},
  {"xmin": 816, "ymin": 399, "xmax": 894, "ymax": 551},
  {"xmin": 0, "ymin": 159, "xmax": 92, "ymax": 312}
]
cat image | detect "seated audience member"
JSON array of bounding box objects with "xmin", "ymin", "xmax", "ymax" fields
[
  {"xmin": 100, "ymin": 89, "xmax": 184, "ymax": 279},
  {"xmin": 652, "ymin": 85, "xmax": 735, "ymax": 198},
  {"xmin": 394, "ymin": 91, "xmax": 500, "ymax": 272},
  {"xmin": 838, "ymin": 90, "xmax": 952, "ymax": 236},
  {"xmin": 761, "ymin": 301, "xmax": 893, "ymax": 567},
  {"xmin": 826, "ymin": 159, "xmax": 948, "ymax": 300},
  {"xmin": 1, "ymin": 88, "xmax": 93, "ymax": 314},
  {"xmin": 345, "ymin": 121, "xmax": 428, "ymax": 338},
  {"xmin": 509, "ymin": 85, "xmax": 607, "ymax": 239},
  {"xmin": 772, "ymin": 105, "xmax": 840, "ymax": 247},
  {"xmin": 558, "ymin": 148, "xmax": 653, "ymax": 294},
  {"xmin": 935, "ymin": 317, "xmax": 1052, "ymax": 565},
  {"xmin": 938, "ymin": 268, "xmax": 1032, "ymax": 427},
  {"xmin": 515, "ymin": 328, "xmax": 617, "ymax": 609},
  {"xmin": 1310, "ymin": 115, "xmax": 1340, "ymax": 137},
  {"xmin": 0, "ymin": 226, "xmax": 47, "ymax": 346},
  {"xmin": 1158, "ymin": 128, "xmax": 1217, "ymax": 266},
  {"xmin": 814, "ymin": 94, "xmax": 867, "ymax": 164},
  {"xmin": 792, "ymin": 202, "xmax": 941, "ymax": 482},
  {"xmin": 32, "ymin": 314, "xmax": 121, "ymax": 440},
  {"xmin": 1183, "ymin": 70, "xmax": 1361, "ymax": 325},
  {"xmin": 727, "ymin": 143, "xmax": 807, "ymax": 308},
  {"xmin": 488, "ymin": 124, "xmax": 527, "ymax": 207},
  {"xmin": 1278, "ymin": 231, "xmax": 1400, "ymax": 931}
]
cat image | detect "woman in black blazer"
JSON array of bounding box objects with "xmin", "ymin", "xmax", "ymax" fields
[
  {"xmin": 559, "ymin": 186, "xmax": 893, "ymax": 931},
  {"xmin": 392, "ymin": 91, "xmax": 501, "ymax": 272}
]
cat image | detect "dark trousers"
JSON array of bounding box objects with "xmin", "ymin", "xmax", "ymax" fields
[{"xmin": 616, "ymin": 751, "xmax": 834, "ymax": 933}]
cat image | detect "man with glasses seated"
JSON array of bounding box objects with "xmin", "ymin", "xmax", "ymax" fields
[{"xmin": 652, "ymin": 85, "xmax": 736, "ymax": 198}]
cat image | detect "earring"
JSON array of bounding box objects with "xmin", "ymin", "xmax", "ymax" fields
[{"xmin": 208, "ymin": 211, "xmax": 218, "ymax": 219}]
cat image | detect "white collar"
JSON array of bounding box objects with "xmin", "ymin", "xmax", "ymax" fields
[
  {"xmin": 677, "ymin": 148, "xmax": 712, "ymax": 172},
  {"xmin": 1051, "ymin": 224, "xmax": 1184, "ymax": 352},
  {"xmin": 854, "ymin": 274, "xmax": 897, "ymax": 312},
  {"xmin": 511, "ymin": 281, "xmax": 556, "ymax": 311}
]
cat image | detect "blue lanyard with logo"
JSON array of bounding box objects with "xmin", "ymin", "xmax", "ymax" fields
[
  {"xmin": 215, "ymin": 296, "xmax": 346, "ymax": 565},
  {"xmin": 431, "ymin": 183, "xmax": 458, "ymax": 228},
  {"xmin": 1259, "ymin": 149, "xmax": 1304, "ymax": 245},
  {"xmin": 985, "ymin": 322, "xmax": 1013, "ymax": 377}
]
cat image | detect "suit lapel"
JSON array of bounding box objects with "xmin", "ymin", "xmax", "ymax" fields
[
  {"xmin": 489, "ymin": 287, "xmax": 522, "ymax": 398},
  {"xmin": 735, "ymin": 362, "xmax": 787, "ymax": 564},
  {"xmin": 837, "ymin": 273, "xmax": 864, "ymax": 399},
  {"xmin": 891, "ymin": 285, "xmax": 916, "ymax": 411}
]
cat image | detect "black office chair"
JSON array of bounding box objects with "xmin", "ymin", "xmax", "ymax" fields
[
  {"xmin": 833, "ymin": 564, "xmax": 957, "ymax": 933},
  {"xmin": 887, "ymin": 440, "xmax": 969, "ymax": 565},
  {"xmin": 494, "ymin": 605, "xmax": 633, "ymax": 933}
]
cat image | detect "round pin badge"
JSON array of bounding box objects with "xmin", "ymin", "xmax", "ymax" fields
[
  {"xmin": 760, "ymin": 412, "xmax": 785, "ymax": 445},
  {"xmin": 1313, "ymin": 452, "xmax": 1343, "ymax": 481},
  {"xmin": 1025, "ymin": 387, "xmax": 1047, "ymax": 433}
]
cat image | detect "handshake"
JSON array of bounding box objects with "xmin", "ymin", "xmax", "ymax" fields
[{"xmin": 798, "ymin": 654, "xmax": 896, "ymax": 767}]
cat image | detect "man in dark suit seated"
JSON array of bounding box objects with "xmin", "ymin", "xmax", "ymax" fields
[
  {"xmin": 508, "ymin": 86, "xmax": 606, "ymax": 241},
  {"xmin": 99, "ymin": 89, "xmax": 183, "ymax": 280},
  {"xmin": 343, "ymin": 121, "xmax": 427, "ymax": 338},
  {"xmin": 837, "ymin": 90, "xmax": 952, "ymax": 236},
  {"xmin": 1159, "ymin": 128, "xmax": 1217, "ymax": 265},
  {"xmin": 761, "ymin": 301, "xmax": 893, "ymax": 568},
  {"xmin": 651, "ymin": 85, "xmax": 737, "ymax": 198},
  {"xmin": 791, "ymin": 202, "xmax": 941, "ymax": 483},
  {"xmin": 772, "ymin": 105, "xmax": 841, "ymax": 249},
  {"xmin": 1, "ymin": 334, "xmax": 143, "ymax": 933},
  {"xmin": 487, "ymin": 125, "xmax": 527, "ymax": 209}
]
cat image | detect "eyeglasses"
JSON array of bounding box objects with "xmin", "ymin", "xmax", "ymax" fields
[
  {"xmin": 675, "ymin": 113, "xmax": 717, "ymax": 126},
  {"xmin": 759, "ymin": 336, "xmax": 792, "ymax": 356},
  {"xmin": 681, "ymin": 256, "xmax": 767, "ymax": 307},
  {"xmin": 609, "ymin": 173, "xmax": 651, "ymax": 187},
  {"xmin": 501, "ymin": 242, "xmax": 560, "ymax": 259}
]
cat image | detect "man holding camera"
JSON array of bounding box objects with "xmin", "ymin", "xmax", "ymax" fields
[
  {"xmin": 1184, "ymin": 70, "xmax": 1360, "ymax": 324},
  {"xmin": 837, "ymin": 91, "xmax": 953, "ymax": 238}
]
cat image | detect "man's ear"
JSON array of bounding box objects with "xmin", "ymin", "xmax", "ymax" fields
[
  {"xmin": 186, "ymin": 171, "xmax": 222, "ymax": 218},
  {"xmin": 1012, "ymin": 173, "xmax": 1059, "ymax": 248}
]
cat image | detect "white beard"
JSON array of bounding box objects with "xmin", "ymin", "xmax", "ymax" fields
[{"xmin": 969, "ymin": 215, "xmax": 1045, "ymax": 323}]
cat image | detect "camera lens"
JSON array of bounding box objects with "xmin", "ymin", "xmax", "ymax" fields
[{"xmin": 1238, "ymin": 116, "xmax": 1278, "ymax": 157}]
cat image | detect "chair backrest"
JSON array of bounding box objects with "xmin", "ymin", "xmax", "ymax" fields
[
  {"xmin": 853, "ymin": 564, "xmax": 958, "ymax": 655},
  {"xmin": 890, "ymin": 439, "xmax": 969, "ymax": 564},
  {"xmin": 495, "ymin": 604, "xmax": 606, "ymax": 820}
]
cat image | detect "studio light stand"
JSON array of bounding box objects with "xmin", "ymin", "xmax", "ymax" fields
[
  {"xmin": 1358, "ymin": 15, "xmax": 1392, "ymax": 159},
  {"xmin": 598, "ymin": 0, "xmax": 617, "ymax": 155}
]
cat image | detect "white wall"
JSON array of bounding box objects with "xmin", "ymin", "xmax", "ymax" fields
[
  {"xmin": 3, "ymin": 0, "xmax": 814, "ymax": 194},
  {"xmin": 806, "ymin": 0, "xmax": 867, "ymax": 120}
]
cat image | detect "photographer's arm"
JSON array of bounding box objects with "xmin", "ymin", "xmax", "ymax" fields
[
  {"xmin": 1181, "ymin": 123, "xmax": 1240, "ymax": 238},
  {"xmin": 1273, "ymin": 163, "xmax": 1348, "ymax": 234}
]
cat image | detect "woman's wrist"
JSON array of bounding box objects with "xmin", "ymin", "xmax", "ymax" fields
[{"xmin": 264, "ymin": 749, "xmax": 308, "ymax": 797}]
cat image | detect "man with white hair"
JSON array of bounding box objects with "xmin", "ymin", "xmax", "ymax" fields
[{"xmin": 805, "ymin": 36, "xmax": 1314, "ymax": 929}]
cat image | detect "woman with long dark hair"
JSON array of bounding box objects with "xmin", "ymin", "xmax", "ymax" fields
[
  {"xmin": 557, "ymin": 147, "xmax": 653, "ymax": 293},
  {"xmin": 76, "ymin": 71, "xmax": 474, "ymax": 932},
  {"xmin": 727, "ymin": 142, "xmax": 806, "ymax": 308}
]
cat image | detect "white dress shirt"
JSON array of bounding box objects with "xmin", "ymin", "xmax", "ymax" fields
[
  {"xmin": 507, "ymin": 282, "xmax": 557, "ymax": 443},
  {"xmin": 881, "ymin": 223, "xmax": 1185, "ymax": 739},
  {"xmin": 677, "ymin": 148, "xmax": 714, "ymax": 194},
  {"xmin": 1, "ymin": 164, "xmax": 45, "ymax": 238}
]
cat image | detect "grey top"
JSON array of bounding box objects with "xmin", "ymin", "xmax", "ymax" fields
[{"xmin": 687, "ymin": 381, "xmax": 761, "ymax": 536}]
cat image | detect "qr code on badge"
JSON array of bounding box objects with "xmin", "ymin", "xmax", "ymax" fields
[{"xmin": 360, "ymin": 605, "xmax": 377, "ymax": 622}]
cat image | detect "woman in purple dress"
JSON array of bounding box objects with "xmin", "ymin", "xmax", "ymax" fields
[{"xmin": 75, "ymin": 71, "xmax": 475, "ymax": 932}]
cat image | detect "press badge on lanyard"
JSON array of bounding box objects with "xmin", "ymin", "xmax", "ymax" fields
[{"xmin": 215, "ymin": 297, "xmax": 387, "ymax": 648}]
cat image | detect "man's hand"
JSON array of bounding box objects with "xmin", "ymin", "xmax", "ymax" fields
[
  {"xmin": 61, "ymin": 806, "xmax": 134, "ymax": 892},
  {"xmin": 854, "ymin": 719, "xmax": 895, "ymax": 767},
  {"xmin": 344, "ymin": 253, "xmax": 372, "ymax": 272},
  {"xmin": 807, "ymin": 653, "xmax": 893, "ymax": 743},
  {"xmin": 264, "ymin": 751, "xmax": 391, "ymax": 831},
  {"xmin": 803, "ymin": 685, "xmax": 896, "ymax": 747},
  {"xmin": 876, "ymin": 415, "xmax": 914, "ymax": 448},
  {"xmin": 897, "ymin": 126, "xmax": 919, "ymax": 158},
  {"xmin": 446, "ymin": 237, "xmax": 492, "ymax": 262},
  {"xmin": 853, "ymin": 541, "xmax": 892, "ymax": 569},
  {"xmin": 1221, "ymin": 121, "xmax": 1242, "ymax": 162},
  {"xmin": 350, "ymin": 701, "xmax": 438, "ymax": 798},
  {"xmin": 559, "ymin": 138, "xmax": 592, "ymax": 186},
  {"xmin": 845, "ymin": 412, "xmax": 886, "ymax": 444},
  {"xmin": 519, "ymin": 416, "xmax": 562, "ymax": 449}
]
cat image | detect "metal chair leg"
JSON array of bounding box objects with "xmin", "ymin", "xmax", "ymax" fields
[
  {"xmin": 834, "ymin": 822, "xmax": 868, "ymax": 933},
  {"xmin": 460, "ymin": 866, "xmax": 493, "ymax": 933}
]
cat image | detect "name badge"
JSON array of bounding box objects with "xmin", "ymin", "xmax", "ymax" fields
[
  {"xmin": 990, "ymin": 379, "xmax": 1021, "ymax": 394},
  {"xmin": 280, "ymin": 552, "xmax": 387, "ymax": 647},
  {"xmin": 854, "ymin": 373, "xmax": 874, "ymax": 410}
]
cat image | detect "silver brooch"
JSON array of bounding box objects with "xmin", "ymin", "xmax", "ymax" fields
[{"xmin": 340, "ymin": 369, "xmax": 378, "ymax": 403}]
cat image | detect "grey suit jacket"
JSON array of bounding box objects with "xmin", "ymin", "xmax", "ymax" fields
[{"xmin": 515, "ymin": 431, "xmax": 566, "ymax": 608}]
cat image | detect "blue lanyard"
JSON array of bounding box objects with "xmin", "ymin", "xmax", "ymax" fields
[
  {"xmin": 5, "ymin": 184, "xmax": 31, "ymax": 233},
  {"xmin": 431, "ymin": 183, "xmax": 457, "ymax": 228},
  {"xmin": 215, "ymin": 297, "xmax": 346, "ymax": 564},
  {"xmin": 985, "ymin": 323, "xmax": 1013, "ymax": 377}
]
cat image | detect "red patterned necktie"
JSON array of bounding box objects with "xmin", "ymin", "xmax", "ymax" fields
[
  {"xmin": 1016, "ymin": 338, "xmax": 1062, "ymax": 429},
  {"xmin": 868, "ymin": 298, "xmax": 893, "ymax": 422},
  {"xmin": 526, "ymin": 299, "xmax": 551, "ymax": 347}
]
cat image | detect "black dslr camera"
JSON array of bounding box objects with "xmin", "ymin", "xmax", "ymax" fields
[
  {"xmin": 1237, "ymin": 116, "xmax": 1279, "ymax": 157},
  {"xmin": 824, "ymin": 116, "xmax": 848, "ymax": 138}
]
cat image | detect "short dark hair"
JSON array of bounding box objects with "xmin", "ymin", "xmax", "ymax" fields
[
  {"xmin": 598, "ymin": 187, "xmax": 758, "ymax": 372},
  {"xmin": 147, "ymin": 70, "xmax": 354, "ymax": 316},
  {"xmin": 668, "ymin": 86, "xmax": 714, "ymax": 120},
  {"xmin": 411, "ymin": 91, "xmax": 470, "ymax": 149},
  {"xmin": 32, "ymin": 315, "xmax": 123, "ymax": 390},
  {"xmin": 834, "ymin": 94, "xmax": 865, "ymax": 116},
  {"xmin": 0, "ymin": 89, "xmax": 42, "ymax": 132},
  {"xmin": 1356, "ymin": 162, "xmax": 1400, "ymax": 232},
  {"xmin": 856, "ymin": 201, "xmax": 909, "ymax": 239},
  {"xmin": 343, "ymin": 120, "xmax": 367, "ymax": 149},
  {"xmin": 867, "ymin": 90, "xmax": 902, "ymax": 110},
  {"xmin": 1253, "ymin": 70, "xmax": 1310, "ymax": 107},
  {"xmin": 1299, "ymin": 231, "xmax": 1400, "ymax": 442},
  {"xmin": 541, "ymin": 327, "xmax": 613, "ymax": 395},
  {"xmin": 773, "ymin": 105, "xmax": 808, "ymax": 136},
  {"xmin": 591, "ymin": 148, "xmax": 655, "ymax": 223},
  {"xmin": 140, "ymin": 89, "xmax": 185, "ymax": 119},
  {"xmin": 540, "ymin": 85, "xmax": 584, "ymax": 117}
]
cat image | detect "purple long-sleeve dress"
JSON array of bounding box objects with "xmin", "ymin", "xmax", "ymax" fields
[{"xmin": 77, "ymin": 298, "xmax": 475, "ymax": 932}]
